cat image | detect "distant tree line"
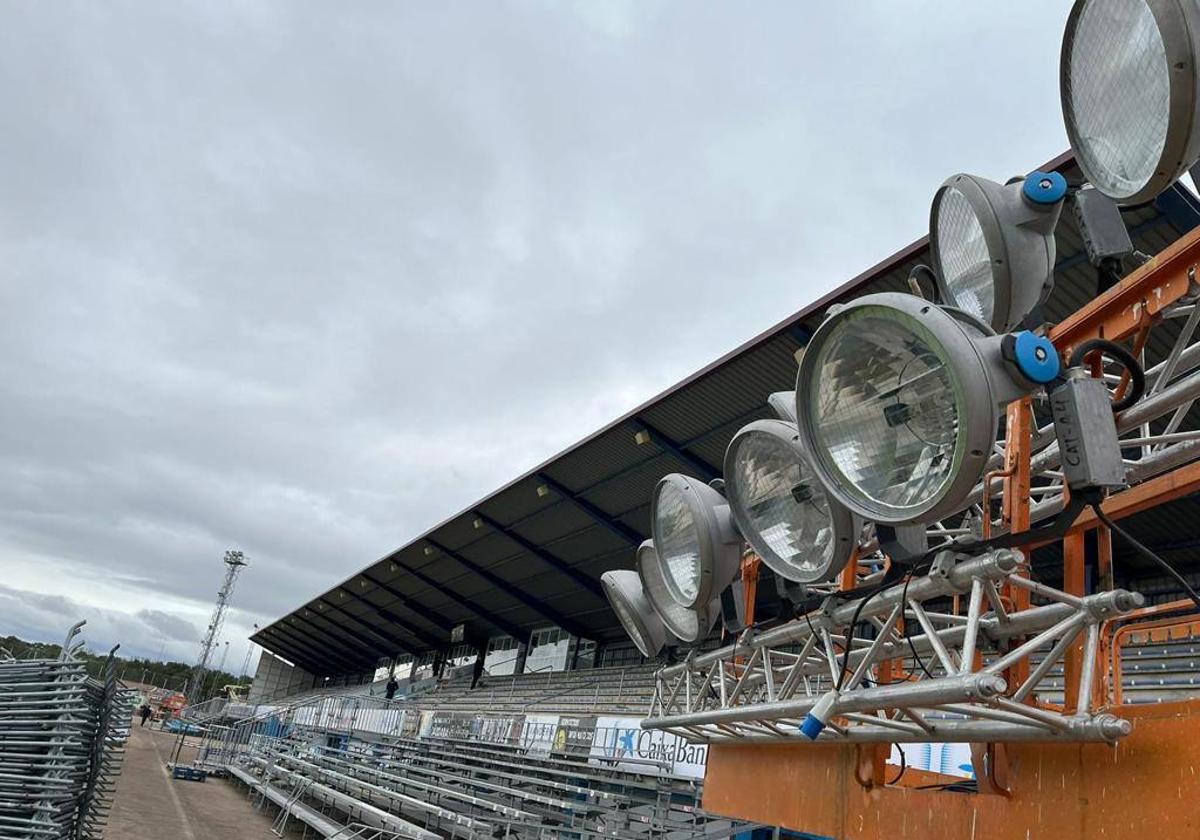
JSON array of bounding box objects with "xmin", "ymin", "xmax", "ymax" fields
[{"xmin": 0, "ymin": 633, "xmax": 250, "ymax": 699}]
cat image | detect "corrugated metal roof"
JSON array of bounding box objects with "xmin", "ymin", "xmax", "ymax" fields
[{"xmin": 253, "ymin": 153, "xmax": 1200, "ymax": 676}]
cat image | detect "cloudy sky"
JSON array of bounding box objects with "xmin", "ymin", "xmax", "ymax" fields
[{"xmin": 0, "ymin": 1, "xmax": 1074, "ymax": 670}]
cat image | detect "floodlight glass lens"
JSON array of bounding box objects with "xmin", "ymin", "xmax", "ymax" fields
[
  {"xmin": 609, "ymin": 588, "xmax": 653, "ymax": 655},
  {"xmin": 1065, "ymin": 0, "xmax": 1169, "ymax": 200},
  {"xmin": 936, "ymin": 187, "xmax": 993, "ymax": 326},
  {"xmin": 638, "ymin": 544, "xmax": 702, "ymax": 641},
  {"xmin": 729, "ymin": 431, "xmax": 834, "ymax": 580},
  {"xmin": 655, "ymin": 481, "xmax": 702, "ymax": 602},
  {"xmin": 808, "ymin": 307, "xmax": 963, "ymax": 516}
]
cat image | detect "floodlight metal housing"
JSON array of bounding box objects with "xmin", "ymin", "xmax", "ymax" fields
[
  {"xmin": 794, "ymin": 292, "xmax": 1057, "ymax": 526},
  {"xmin": 600, "ymin": 570, "xmax": 667, "ymax": 658},
  {"xmin": 636, "ymin": 540, "xmax": 720, "ymax": 643},
  {"xmin": 650, "ymin": 473, "xmax": 742, "ymax": 608},
  {"xmin": 1062, "ymin": 0, "xmax": 1200, "ymax": 205},
  {"xmin": 930, "ymin": 172, "xmax": 1065, "ymax": 333},
  {"xmin": 724, "ymin": 418, "xmax": 856, "ymax": 583}
]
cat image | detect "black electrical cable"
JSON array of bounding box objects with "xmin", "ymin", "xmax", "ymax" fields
[
  {"xmin": 907, "ymin": 264, "xmax": 940, "ymax": 304},
  {"xmin": 900, "ymin": 568, "xmax": 934, "ymax": 680},
  {"xmin": 1091, "ymin": 503, "xmax": 1200, "ymax": 610},
  {"xmin": 888, "ymin": 744, "xmax": 907, "ymax": 785},
  {"xmin": 835, "ymin": 577, "xmax": 890, "ymax": 692},
  {"xmin": 1067, "ymin": 338, "xmax": 1145, "ymax": 412}
]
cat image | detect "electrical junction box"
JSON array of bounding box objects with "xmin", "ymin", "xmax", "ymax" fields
[
  {"xmin": 1070, "ymin": 187, "xmax": 1133, "ymax": 266},
  {"xmin": 1050, "ymin": 374, "xmax": 1126, "ymax": 491}
]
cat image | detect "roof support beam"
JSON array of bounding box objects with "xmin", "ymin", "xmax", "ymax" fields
[
  {"xmin": 535, "ymin": 472, "xmax": 645, "ymax": 546},
  {"xmin": 388, "ymin": 558, "xmax": 529, "ymax": 641},
  {"xmin": 358, "ymin": 572, "xmax": 457, "ymax": 632},
  {"xmin": 258, "ymin": 626, "xmax": 341, "ymax": 671},
  {"xmin": 424, "ymin": 537, "xmax": 593, "ymax": 639},
  {"xmin": 471, "ymin": 510, "xmax": 605, "ymax": 600},
  {"xmin": 325, "ymin": 589, "xmax": 444, "ymax": 650},
  {"xmin": 278, "ymin": 615, "xmax": 377, "ymax": 668},
  {"xmin": 631, "ymin": 417, "xmax": 721, "ymax": 482},
  {"xmin": 299, "ymin": 604, "xmax": 411, "ymax": 660},
  {"xmin": 259, "ymin": 626, "xmax": 352, "ymax": 675}
]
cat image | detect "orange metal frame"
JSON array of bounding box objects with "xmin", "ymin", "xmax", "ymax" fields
[{"xmin": 701, "ymin": 226, "xmax": 1200, "ymax": 839}]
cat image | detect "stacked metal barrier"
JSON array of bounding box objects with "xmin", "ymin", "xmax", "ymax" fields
[{"xmin": 0, "ymin": 622, "xmax": 135, "ymax": 839}]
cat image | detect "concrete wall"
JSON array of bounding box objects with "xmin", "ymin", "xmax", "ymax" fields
[{"xmin": 247, "ymin": 649, "xmax": 316, "ymax": 703}]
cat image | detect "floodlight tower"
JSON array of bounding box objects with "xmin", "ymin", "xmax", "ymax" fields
[{"xmin": 185, "ymin": 550, "xmax": 248, "ymax": 702}]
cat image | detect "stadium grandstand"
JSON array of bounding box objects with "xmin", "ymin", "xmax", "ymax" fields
[{"xmin": 189, "ymin": 148, "xmax": 1200, "ymax": 838}]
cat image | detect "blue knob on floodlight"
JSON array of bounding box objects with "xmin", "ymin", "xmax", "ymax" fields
[
  {"xmin": 1023, "ymin": 170, "xmax": 1068, "ymax": 205},
  {"xmin": 1011, "ymin": 331, "xmax": 1060, "ymax": 384}
]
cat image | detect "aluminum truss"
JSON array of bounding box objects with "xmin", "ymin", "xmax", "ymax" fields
[{"xmin": 643, "ymin": 549, "xmax": 1143, "ymax": 744}]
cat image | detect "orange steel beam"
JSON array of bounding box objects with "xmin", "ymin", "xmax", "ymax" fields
[
  {"xmin": 704, "ymin": 701, "xmax": 1200, "ymax": 839},
  {"xmin": 1049, "ymin": 224, "xmax": 1200, "ymax": 358},
  {"xmin": 1109, "ymin": 600, "xmax": 1200, "ymax": 706},
  {"xmin": 1062, "ymin": 530, "xmax": 1087, "ymax": 712},
  {"xmin": 1058, "ymin": 458, "xmax": 1200, "ymax": 540},
  {"xmin": 741, "ymin": 553, "xmax": 760, "ymax": 627},
  {"xmin": 1001, "ymin": 399, "xmax": 1033, "ymax": 690}
]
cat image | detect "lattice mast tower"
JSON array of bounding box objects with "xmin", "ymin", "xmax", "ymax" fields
[{"xmin": 186, "ymin": 550, "xmax": 247, "ymax": 702}]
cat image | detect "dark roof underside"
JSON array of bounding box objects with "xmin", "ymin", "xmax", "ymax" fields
[{"xmin": 253, "ymin": 155, "xmax": 1200, "ymax": 677}]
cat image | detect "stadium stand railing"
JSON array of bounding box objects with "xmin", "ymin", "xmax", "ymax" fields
[{"xmin": 179, "ymin": 662, "xmax": 757, "ymax": 838}]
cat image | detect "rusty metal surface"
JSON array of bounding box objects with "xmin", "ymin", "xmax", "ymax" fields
[{"xmin": 702, "ymin": 701, "xmax": 1200, "ymax": 839}]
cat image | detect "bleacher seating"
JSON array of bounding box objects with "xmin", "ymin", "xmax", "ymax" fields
[
  {"xmin": 184, "ymin": 658, "xmax": 758, "ymax": 838},
  {"xmin": 215, "ymin": 701, "xmax": 753, "ymax": 838},
  {"xmin": 402, "ymin": 663, "xmax": 658, "ymax": 715}
]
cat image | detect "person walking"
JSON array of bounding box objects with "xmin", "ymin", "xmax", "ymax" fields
[
  {"xmin": 384, "ymin": 675, "xmax": 399, "ymax": 700},
  {"xmin": 138, "ymin": 703, "xmax": 152, "ymax": 727}
]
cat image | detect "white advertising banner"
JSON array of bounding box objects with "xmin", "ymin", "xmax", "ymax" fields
[
  {"xmin": 590, "ymin": 716, "xmax": 707, "ymax": 780},
  {"xmin": 521, "ymin": 713, "xmax": 560, "ymax": 756}
]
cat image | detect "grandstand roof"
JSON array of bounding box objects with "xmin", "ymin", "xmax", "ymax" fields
[{"xmin": 253, "ymin": 152, "xmax": 1200, "ymax": 677}]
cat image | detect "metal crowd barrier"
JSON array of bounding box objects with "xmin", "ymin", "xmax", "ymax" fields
[{"xmin": 0, "ymin": 622, "xmax": 135, "ymax": 839}]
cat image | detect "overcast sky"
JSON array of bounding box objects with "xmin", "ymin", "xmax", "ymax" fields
[{"xmin": 0, "ymin": 1, "xmax": 1074, "ymax": 671}]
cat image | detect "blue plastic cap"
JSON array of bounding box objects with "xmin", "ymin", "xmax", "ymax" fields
[
  {"xmin": 800, "ymin": 713, "xmax": 825, "ymax": 740},
  {"xmin": 1012, "ymin": 331, "xmax": 1060, "ymax": 384},
  {"xmin": 1023, "ymin": 170, "xmax": 1068, "ymax": 205}
]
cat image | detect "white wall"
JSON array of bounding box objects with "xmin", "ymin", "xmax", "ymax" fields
[{"xmin": 247, "ymin": 650, "xmax": 316, "ymax": 703}]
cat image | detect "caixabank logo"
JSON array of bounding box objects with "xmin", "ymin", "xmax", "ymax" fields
[{"xmin": 615, "ymin": 727, "xmax": 707, "ymax": 770}]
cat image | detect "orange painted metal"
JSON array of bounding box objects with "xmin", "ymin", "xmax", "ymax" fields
[
  {"xmin": 1000, "ymin": 399, "xmax": 1033, "ymax": 696},
  {"xmin": 741, "ymin": 552, "xmax": 760, "ymax": 628},
  {"xmin": 1055, "ymin": 459, "xmax": 1200, "ymax": 540},
  {"xmin": 1048, "ymin": 225, "xmax": 1200, "ymax": 359},
  {"xmin": 1062, "ymin": 531, "xmax": 1087, "ymax": 712},
  {"xmin": 703, "ymin": 702, "xmax": 1200, "ymax": 839},
  {"xmin": 1109, "ymin": 600, "xmax": 1200, "ymax": 706},
  {"xmin": 700, "ymin": 232, "xmax": 1200, "ymax": 835}
]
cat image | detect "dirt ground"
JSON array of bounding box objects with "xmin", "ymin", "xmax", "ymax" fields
[{"xmin": 104, "ymin": 721, "xmax": 279, "ymax": 840}]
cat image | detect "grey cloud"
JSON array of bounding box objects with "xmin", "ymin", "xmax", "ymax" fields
[{"xmin": 0, "ymin": 2, "xmax": 1072, "ymax": 662}]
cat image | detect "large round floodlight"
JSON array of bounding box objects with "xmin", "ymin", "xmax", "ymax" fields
[
  {"xmin": 724, "ymin": 419, "xmax": 856, "ymax": 583},
  {"xmin": 794, "ymin": 293, "xmax": 1051, "ymax": 526},
  {"xmin": 600, "ymin": 570, "xmax": 667, "ymax": 658},
  {"xmin": 930, "ymin": 172, "xmax": 1064, "ymax": 333},
  {"xmin": 636, "ymin": 541, "xmax": 720, "ymax": 643},
  {"xmin": 651, "ymin": 474, "xmax": 742, "ymax": 608},
  {"xmin": 1062, "ymin": 0, "xmax": 1200, "ymax": 204}
]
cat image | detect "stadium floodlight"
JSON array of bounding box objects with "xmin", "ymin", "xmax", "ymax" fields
[
  {"xmin": 600, "ymin": 570, "xmax": 667, "ymax": 658},
  {"xmin": 1061, "ymin": 0, "xmax": 1200, "ymax": 205},
  {"xmin": 724, "ymin": 419, "xmax": 856, "ymax": 583},
  {"xmin": 636, "ymin": 541, "xmax": 720, "ymax": 643},
  {"xmin": 651, "ymin": 473, "xmax": 742, "ymax": 608},
  {"xmin": 794, "ymin": 292, "xmax": 1060, "ymax": 526},
  {"xmin": 930, "ymin": 172, "xmax": 1066, "ymax": 333}
]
